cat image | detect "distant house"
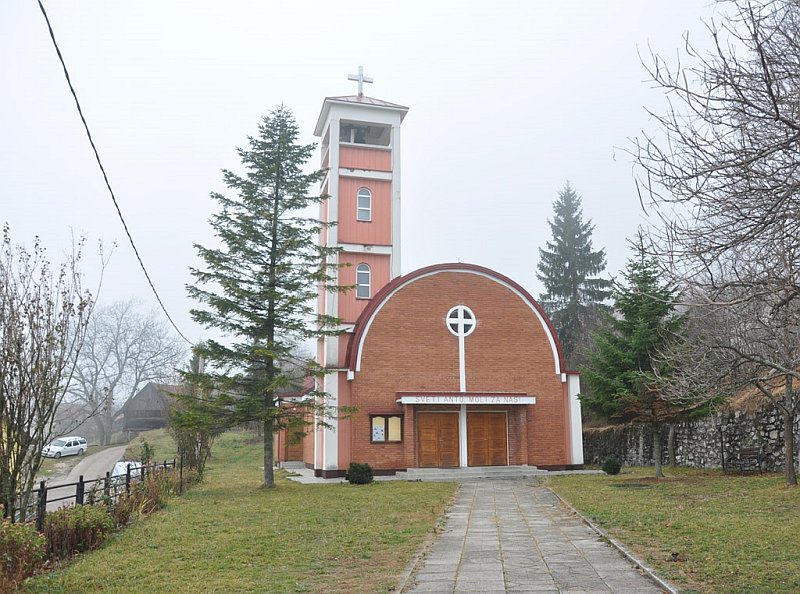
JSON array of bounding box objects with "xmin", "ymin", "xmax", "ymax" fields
[{"xmin": 121, "ymin": 383, "xmax": 184, "ymax": 438}]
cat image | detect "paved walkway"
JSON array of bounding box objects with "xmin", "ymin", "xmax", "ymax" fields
[
  {"xmin": 46, "ymin": 445, "xmax": 127, "ymax": 511},
  {"xmin": 405, "ymin": 481, "xmax": 662, "ymax": 593}
]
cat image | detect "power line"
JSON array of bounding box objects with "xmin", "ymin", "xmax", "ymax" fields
[{"xmin": 35, "ymin": 0, "xmax": 192, "ymax": 345}]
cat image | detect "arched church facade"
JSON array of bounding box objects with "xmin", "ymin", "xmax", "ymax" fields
[{"xmin": 342, "ymin": 264, "xmax": 583, "ymax": 473}]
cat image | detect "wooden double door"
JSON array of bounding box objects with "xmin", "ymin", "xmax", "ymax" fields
[
  {"xmin": 417, "ymin": 411, "xmax": 508, "ymax": 468},
  {"xmin": 418, "ymin": 413, "xmax": 460, "ymax": 468},
  {"xmin": 467, "ymin": 412, "xmax": 508, "ymax": 467}
]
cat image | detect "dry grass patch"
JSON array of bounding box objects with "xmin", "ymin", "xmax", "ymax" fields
[{"xmin": 546, "ymin": 467, "xmax": 800, "ymax": 593}]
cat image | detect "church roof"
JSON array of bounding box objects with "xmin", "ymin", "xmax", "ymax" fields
[
  {"xmin": 325, "ymin": 95, "xmax": 409, "ymax": 109},
  {"xmin": 314, "ymin": 95, "xmax": 409, "ymax": 136},
  {"xmin": 344, "ymin": 263, "xmax": 570, "ymax": 376}
]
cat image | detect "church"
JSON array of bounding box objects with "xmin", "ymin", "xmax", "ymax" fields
[{"xmin": 293, "ymin": 69, "xmax": 583, "ymax": 477}]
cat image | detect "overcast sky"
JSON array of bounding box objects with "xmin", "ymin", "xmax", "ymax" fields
[{"xmin": 1, "ymin": 1, "xmax": 722, "ymax": 344}]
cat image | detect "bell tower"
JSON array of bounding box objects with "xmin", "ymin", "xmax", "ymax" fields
[
  {"xmin": 315, "ymin": 68, "xmax": 408, "ymax": 325},
  {"xmin": 312, "ymin": 68, "xmax": 408, "ymax": 474}
]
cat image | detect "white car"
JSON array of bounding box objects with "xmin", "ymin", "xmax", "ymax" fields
[
  {"xmin": 41, "ymin": 436, "xmax": 87, "ymax": 458},
  {"xmin": 111, "ymin": 461, "xmax": 142, "ymax": 484}
]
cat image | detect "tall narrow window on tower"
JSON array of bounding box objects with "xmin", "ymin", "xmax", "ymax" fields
[
  {"xmin": 356, "ymin": 264, "xmax": 371, "ymax": 299},
  {"xmin": 357, "ymin": 188, "xmax": 372, "ymax": 221}
]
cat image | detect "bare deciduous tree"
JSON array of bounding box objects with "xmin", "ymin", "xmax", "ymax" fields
[
  {"xmin": 637, "ymin": 0, "xmax": 800, "ymax": 274},
  {"xmin": 658, "ymin": 252, "xmax": 800, "ymax": 485},
  {"xmin": 0, "ymin": 226, "xmax": 92, "ymax": 517},
  {"xmin": 636, "ymin": 0, "xmax": 800, "ymax": 485},
  {"xmin": 67, "ymin": 300, "xmax": 186, "ymax": 445}
]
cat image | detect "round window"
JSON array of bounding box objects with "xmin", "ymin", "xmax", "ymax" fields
[{"xmin": 446, "ymin": 305, "xmax": 476, "ymax": 337}]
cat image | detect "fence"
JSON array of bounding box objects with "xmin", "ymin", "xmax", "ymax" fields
[{"xmin": 4, "ymin": 458, "xmax": 182, "ymax": 531}]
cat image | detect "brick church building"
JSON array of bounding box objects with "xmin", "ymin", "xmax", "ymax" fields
[{"xmin": 293, "ymin": 70, "xmax": 583, "ymax": 477}]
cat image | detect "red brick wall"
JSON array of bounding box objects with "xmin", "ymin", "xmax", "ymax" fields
[{"xmin": 348, "ymin": 271, "xmax": 568, "ymax": 469}]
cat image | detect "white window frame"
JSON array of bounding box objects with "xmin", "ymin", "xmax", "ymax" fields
[
  {"xmin": 357, "ymin": 188, "xmax": 372, "ymax": 222},
  {"xmin": 446, "ymin": 305, "xmax": 477, "ymax": 337},
  {"xmin": 356, "ymin": 264, "xmax": 371, "ymax": 299}
]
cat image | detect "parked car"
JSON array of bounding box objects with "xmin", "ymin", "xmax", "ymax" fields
[
  {"xmin": 111, "ymin": 461, "xmax": 142, "ymax": 484},
  {"xmin": 41, "ymin": 436, "xmax": 87, "ymax": 458}
]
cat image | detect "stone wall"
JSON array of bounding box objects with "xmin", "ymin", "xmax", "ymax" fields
[{"xmin": 582, "ymin": 408, "xmax": 800, "ymax": 471}]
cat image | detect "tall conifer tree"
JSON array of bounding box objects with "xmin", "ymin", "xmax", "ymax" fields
[
  {"xmin": 186, "ymin": 106, "xmax": 341, "ymax": 488},
  {"xmin": 537, "ymin": 182, "xmax": 611, "ymax": 366},
  {"xmin": 581, "ymin": 239, "xmax": 685, "ymax": 477}
]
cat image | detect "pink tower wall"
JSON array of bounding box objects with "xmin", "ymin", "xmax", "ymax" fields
[
  {"xmin": 340, "ymin": 146, "xmax": 392, "ymax": 171},
  {"xmin": 338, "ymin": 253, "xmax": 391, "ymax": 324},
  {"xmin": 337, "ymin": 178, "xmax": 392, "ymax": 246}
]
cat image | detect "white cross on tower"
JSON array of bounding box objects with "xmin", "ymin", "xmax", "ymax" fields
[{"xmin": 348, "ymin": 65, "xmax": 374, "ymax": 97}]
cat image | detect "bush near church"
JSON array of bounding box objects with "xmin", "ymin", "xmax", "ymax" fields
[
  {"xmin": 346, "ymin": 462, "xmax": 374, "ymax": 484},
  {"xmin": 602, "ymin": 458, "xmax": 621, "ymax": 475}
]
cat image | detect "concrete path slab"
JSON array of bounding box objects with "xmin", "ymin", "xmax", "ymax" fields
[{"xmin": 403, "ymin": 481, "xmax": 664, "ymax": 593}]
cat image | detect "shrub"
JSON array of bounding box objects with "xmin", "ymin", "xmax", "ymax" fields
[
  {"xmin": 345, "ymin": 462, "xmax": 373, "ymax": 485},
  {"xmin": 182, "ymin": 468, "xmax": 202, "ymax": 488},
  {"xmin": 137, "ymin": 472, "xmax": 173, "ymax": 514},
  {"xmin": 139, "ymin": 439, "xmax": 155, "ymax": 466},
  {"xmin": 0, "ymin": 519, "xmax": 46, "ymax": 592},
  {"xmin": 109, "ymin": 491, "xmax": 144, "ymax": 528},
  {"xmin": 44, "ymin": 504, "xmax": 115, "ymax": 561},
  {"xmin": 110, "ymin": 469, "xmax": 179, "ymax": 527},
  {"xmin": 602, "ymin": 457, "xmax": 622, "ymax": 475}
]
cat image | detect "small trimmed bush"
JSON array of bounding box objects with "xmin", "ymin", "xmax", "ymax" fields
[
  {"xmin": 44, "ymin": 504, "xmax": 115, "ymax": 560},
  {"xmin": 0, "ymin": 519, "xmax": 46, "ymax": 591},
  {"xmin": 345, "ymin": 462, "xmax": 373, "ymax": 485},
  {"xmin": 602, "ymin": 457, "xmax": 622, "ymax": 475}
]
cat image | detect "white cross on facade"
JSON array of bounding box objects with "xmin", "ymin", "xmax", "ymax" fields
[
  {"xmin": 348, "ymin": 65, "xmax": 374, "ymax": 97},
  {"xmin": 446, "ymin": 305, "xmax": 476, "ymax": 393},
  {"xmin": 446, "ymin": 304, "xmax": 476, "ymax": 468}
]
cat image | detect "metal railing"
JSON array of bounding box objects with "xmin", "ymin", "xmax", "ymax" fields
[{"xmin": 5, "ymin": 458, "xmax": 180, "ymax": 530}]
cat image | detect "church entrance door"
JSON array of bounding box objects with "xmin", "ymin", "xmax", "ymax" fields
[
  {"xmin": 417, "ymin": 412, "xmax": 460, "ymax": 468},
  {"xmin": 467, "ymin": 412, "xmax": 508, "ymax": 466}
]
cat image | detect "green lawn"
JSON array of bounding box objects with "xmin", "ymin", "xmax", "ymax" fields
[
  {"xmin": 123, "ymin": 429, "xmax": 179, "ymax": 462},
  {"xmin": 26, "ymin": 432, "xmax": 455, "ymax": 593},
  {"xmin": 546, "ymin": 467, "xmax": 800, "ymax": 593}
]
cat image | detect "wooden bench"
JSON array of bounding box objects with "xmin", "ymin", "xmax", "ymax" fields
[{"xmin": 731, "ymin": 447, "xmax": 763, "ymax": 475}]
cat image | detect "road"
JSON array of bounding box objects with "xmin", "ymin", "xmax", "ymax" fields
[{"xmin": 45, "ymin": 445, "xmax": 128, "ymax": 511}]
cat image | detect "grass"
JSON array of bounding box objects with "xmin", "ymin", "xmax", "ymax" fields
[
  {"xmin": 545, "ymin": 467, "xmax": 800, "ymax": 593},
  {"xmin": 25, "ymin": 431, "xmax": 456, "ymax": 593},
  {"xmin": 123, "ymin": 429, "xmax": 179, "ymax": 463}
]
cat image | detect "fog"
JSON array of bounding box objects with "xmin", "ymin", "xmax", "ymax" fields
[{"xmin": 1, "ymin": 1, "xmax": 722, "ymax": 342}]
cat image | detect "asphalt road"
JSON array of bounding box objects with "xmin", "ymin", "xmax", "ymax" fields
[{"xmin": 45, "ymin": 445, "xmax": 128, "ymax": 511}]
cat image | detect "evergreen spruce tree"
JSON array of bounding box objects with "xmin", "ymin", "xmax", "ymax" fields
[
  {"xmin": 581, "ymin": 238, "xmax": 685, "ymax": 478},
  {"xmin": 186, "ymin": 106, "xmax": 341, "ymax": 488},
  {"xmin": 537, "ymin": 182, "xmax": 611, "ymax": 366}
]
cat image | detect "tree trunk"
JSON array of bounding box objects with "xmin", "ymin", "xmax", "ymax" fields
[
  {"xmin": 263, "ymin": 418, "xmax": 275, "ymax": 488},
  {"xmin": 103, "ymin": 389, "xmax": 114, "ymax": 445},
  {"xmin": 783, "ymin": 409, "xmax": 797, "ymax": 486},
  {"xmin": 653, "ymin": 423, "xmax": 664, "ymax": 478},
  {"xmin": 94, "ymin": 417, "xmax": 107, "ymax": 447},
  {"xmin": 667, "ymin": 424, "xmax": 677, "ymax": 467}
]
